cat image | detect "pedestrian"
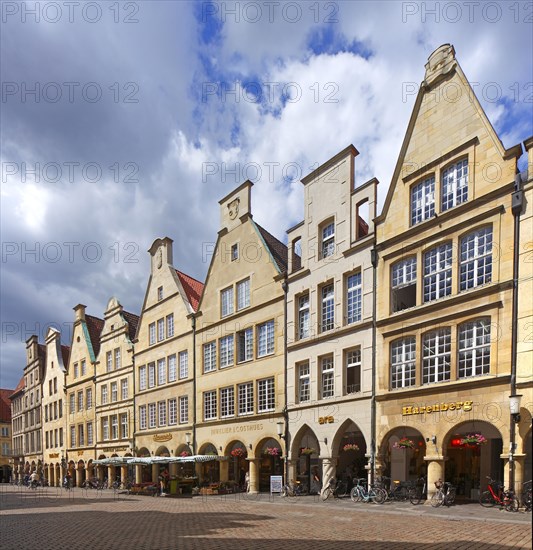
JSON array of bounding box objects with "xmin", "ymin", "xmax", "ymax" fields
[
  {"xmin": 244, "ymin": 471, "xmax": 250, "ymax": 493},
  {"xmin": 159, "ymin": 468, "xmax": 169, "ymax": 495}
]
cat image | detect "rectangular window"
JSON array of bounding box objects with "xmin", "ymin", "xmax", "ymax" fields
[
  {"xmin": 168, "ymin": 354, "xmax": 177, "ymax": 382},
  {"xmin": 346, "ymin": 349, "xmax": 361, "ymax": 394},
  {"xmin": 346, "ymin": 273, "xmax": 362, "ymax": 324},
  {"xmin": 203, "ymin": 342, "xmax": 216, "ymax": 373},
  {"xmin": 219, "ymin": 335, "xmax": 234, "ymax": 368},
  {"xmin": 458, "ymin": 319, "xmax": 491, "ymax": 378},
  {"xmin": 179, "ymin": 396, "xmax": 188, "ymax": 424},
  {"xmin": 53, "ymin": 377, "xmax": 57, "ymax": 394},
  {"xmin": 149, "ymin": 323, "xmax": 156, "ymax": 345},
  {"xmin": 424, "ymin": 243, "xmax": 452, "ymax": 302},
  {"xmin": 298, "ymin": 363, "xmax": 311, "ymax": 403},
  {"xmin": 73, "ymin": 363, "xmax": 79, "ymax": 378},
  {"xmin": 168, "ymin": 398, "xmax": 177, "ymax": 425},
  {"xmin": 221, "ymin": 287, "xmax": 234, "ymax": 317},
  {"xmin": 45, "ymin": 406, "xmax": 48, "ymax": 422},
  {"xmin": 391, "ymin": 338, "xmax": 416, "ymax": 389},
  {"xmin": 69, "ymin": 393, "xmax": 75, "ymax": 414},
  {"xmin": 86, "ymin": 388, "xmax": 92, "ymax": 409},
  {"xmin": 411, "ymin": 175, "xmax": 435, "ymax": 225},
  {"xmin": 114, "ymin": 348, "xmax": 121, "ymax": 370},
  {"xmin": 58, "ymin": 399, "xmax": 62, "ymax": 418},
  {"xmin": 322, "ymin": 221, "xmax": 335, "ymax": 258},
  {"xmin": 237, "ymin": 278, "xmax": 250, "ymax": 310},
  {"xmin": 106, "ymin": 351, "xmax": 113, "ymax": 372},
  {"xmin": 220, "ymin": 386, "xmax": 235, "ymax": 418},
  {"xmin": 321, "ymin": 356, "xmax": 334, "ymax": 399},
  {"xmin": 138, "ymin": 365, "xmax": 147, "ymax": 391},
  {"xmin": 321, "ymin": 284, "xmax": 334, "ymax": 332},
  {"xmin": 157, "ymin": 286, "xmax": 163, "ymax": 301},
  {"xmin": 148, "ymin": 403, "xmax": 156, "ymax": 428},
  {"xmin": 238, "ymin": 382, "xmax": 254, "ymax": 415},
  {"xmin": 45, "ymin": 431, "xmax": 49, "ymax": 448},
  {"xmin": 77, "ymin": 391, "xmax": 83, "ymax": 412},
  {"xmin": 81, "ymin": 359, "xmax": 86, "ymax": 376},
  {"xmin": 442, "ymin": 158, "xmax": 468, "ymax": 211},
  {"xmin": 237, "ymin": 328, "xmax": 253, "ymax": 362},
  {"xmin": 49, "ymin": 380, "xmax": 53, "ymax": 396},
  {"xmin": 78, "ymin": 424, "xmax": 85, "ymax": 446},
  {"xmin": 422, "ymin": 329, "xmax": 451, "ymax": 384},
  {"xmin": 158, "ymin": 401, "xmax": 166, "ymax": 426},
  {"xmin": 460, "ymin": 227, "xmax": 492, "ymax": 291},
  {"xmin": 178, "ymin": 351, "xmax": 188, "ymax": 379},
  {"xmin": 120, "ymin": 414, "xmax": 128, "ymax": 439},
  {"xmin": 157, "ymin": 319, "xmax": 165, "ymax": 342},
  {"xmin": 158, "ymin": 358, "xmax": 166, "ymax": 385},
  {"xmin": 166, "ymin": 313, "xmax": 174, "ymax": 338},
  {"xmin": 391, "ymin": 258, "xmax": 417, "ymax": 312},
  {"xmin": 139, "ymin": 405, "xmax": 147, "ymax": 430},
  {"xmin": 101, "ymin": 385, "xmax": 108, "ymax": 405},
  {"xmin": 87, "ymin": 422, "xmax": 93, "ymax": 446},
  {"xmin": 257, "ymin": 320, "xmax": 275, "ymax": 357},
  {"xmin": 111, "ymin": 382, "xmax": 118, "ymax": 403},
  {"xmin": 148, "ymin": 363, "xmax": 156, "ymax": 387},
  {"xmin": 231, "ymin": 243, "xmax": 238, "ymax": 261},
  {"xmin": 258, "ymin": 378, "xmax": 275, "ymax": 412},
  {"xmin": 111, "ymin": 416, "xmax": 118, "ymax": 439},
  {"xmin": 204, "ymin": 391, "xmax": 217, "ymax": 420},
  {"xmin": 121, "ymin": 378, "xmax": 128, "ymax": 400},
  {"xmin": 298, "ymin": 294, "xmax": 310, "ymax": 339},
  {"xmin": 70, "ymin": 425, "xmax": 76, "ymax": 447}
]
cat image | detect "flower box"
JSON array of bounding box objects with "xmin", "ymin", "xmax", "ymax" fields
[
  {"xmin": 459, "ymin": 433, "xmax": 487, "ymax": 446},
  {"xmin": 393, "ymin": 437, "xmax": 415, "ymax": 450}
]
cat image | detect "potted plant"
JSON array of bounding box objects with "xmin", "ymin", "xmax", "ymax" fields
[
  {"xmin": 264, "ymin": 447, "xmax": 281, "ymax": 457},
  {"xmin": 342, "ymin": 443, "xmax": 359, "ymax": 452},
  {"xmin": 393, "ymin": 437, "xmax": 415, "ymax": 450},
  {"xmin": 231, "ymin": 448, "xmax": 246, "ymax": 458},
  {"xmin": 300, "ymin": 447, "xmax": 316, "ymax": 456},
  {"xmin": 459, "ymin": 433, "xmax": 487, "ymax": 446},
  {"xmin": 180, "ymin": 451, "xmax": 191, "ymax": 457}
]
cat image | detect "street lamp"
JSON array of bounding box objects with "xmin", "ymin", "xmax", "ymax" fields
[
  {"xmin": 509, "ymin": 394, "xmax": 522, "ymax": 423},
  {"xmin": 276, "ymin": 422, "xmax": 284, "ymax": 439},
  {"xmin": 185, "ymin": 432, "xmax": 191, "ymax": 445}
]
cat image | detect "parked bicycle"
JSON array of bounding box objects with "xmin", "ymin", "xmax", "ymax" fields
[
  {"xmin": 375, "ymin": 476, "xmax": 413, "ymax": 502},
  {"xmin": 431, "ymin": 479, "xmax": 456, "ymax": 507},
  {"xmin": 321, "ymin": 477, "xmax": 348, "ymax": 500},
  {"xmin": 408, "ymin": 477, "xmax": 427, "ymax": 505},
  {"xmin": 479, "ymin": 477, "xmax": 518, "ymax": 512},
  {"xmin": 520, "ymin": 480, "xmax": 531, "ymax": 512},
  {"xmin": 350, "ymin": 478, "xmax": 386, "ymax": 504},
  {"xmin": 281, "ymin": 480, "xmax": 308, "ymax": 497}
]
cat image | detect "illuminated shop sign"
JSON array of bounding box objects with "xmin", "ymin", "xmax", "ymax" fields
[{"xmin": 402, "ymin": 400, "xmax": 473, "ymax": 416}]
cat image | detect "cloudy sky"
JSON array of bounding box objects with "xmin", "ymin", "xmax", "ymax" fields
[{"xmin": 1, "ymin": 1, "xmax": 532, "ymax": 389}]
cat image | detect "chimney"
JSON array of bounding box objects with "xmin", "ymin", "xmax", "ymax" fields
[{"xmin": 73, "ymin": 304, "xmax": 86, "ymax": 322}]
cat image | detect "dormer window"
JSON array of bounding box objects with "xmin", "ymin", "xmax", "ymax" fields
[
  {"xmin": 411, "ymin": 175, "xmax": 435, "ymax": 225},
  {"xmin": 321, "ymin": 221, "xmax": 335, "ymax": 258},
  {"xmin": 442, "ymin": 158, "xmax": 468, "ymax": 211}
]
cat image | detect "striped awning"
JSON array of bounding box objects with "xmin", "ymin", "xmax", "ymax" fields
[{"xmin": 92, "ymin": 455, "xmax": 228, "ymax": 466}]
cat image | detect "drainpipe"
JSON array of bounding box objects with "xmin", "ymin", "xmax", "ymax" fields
[
  {"xmin": 370, "ymin": 247, "xmax": 378, "ymax": 486},
  {"xmin": 509, "ymin": 172, "xmax": 523, "ymax": 493},
  {"xmin": 282, "ymin": 275, "xmax": 289, "ymax": 485},
  {"xmin": 192, "ymin": 315, "xmax": 197, "ymax": 456},
  {"xmin": 131, "ymin": 350, "xmax": 136, "ymax": 457}
]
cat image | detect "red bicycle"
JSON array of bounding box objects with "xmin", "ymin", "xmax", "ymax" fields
[{"xmin": 479, "ymin": 477, "xmax": 519, "ymax": 512}]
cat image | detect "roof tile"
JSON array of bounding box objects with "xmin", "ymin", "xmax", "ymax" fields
[
  {"xmin": 0, "ymin": 389, "xmax": 14, "ymax": 422},
  {"xmin": 176, "ymin": 270, "xmax": 204, "ymax": 312}
]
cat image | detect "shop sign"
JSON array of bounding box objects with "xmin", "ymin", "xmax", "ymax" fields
[
  {"xmin": 49, "ymin": 453, "xmax": 59, "ymax": 458},
  {"xmin": 402, "ymin": 400, "xmax": 473, "ymax": 416},
  {"xmin": 318, "ymin": 416, "xmax": 334, "ymax": 424},
  {"xmin": 153, "ymin": 433, "xmax": 172, "ymax": 442},
  {"xmin": 211, "ymin": 424, "xmax": 263, "ymax": 435}
]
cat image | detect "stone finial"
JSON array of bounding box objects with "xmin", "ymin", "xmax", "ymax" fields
[{"xmin": 424, "ymin": 44, "xmax": 456, "ymax": 86}]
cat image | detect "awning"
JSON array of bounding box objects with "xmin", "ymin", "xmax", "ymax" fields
[{"xmin": 92, "ymin": 455, "xmax": 228, "ymax": 466}]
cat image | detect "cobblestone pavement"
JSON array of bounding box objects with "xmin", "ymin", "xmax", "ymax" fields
[{"xmin": 0, "ymin": 486, "xmax": 531, "ymax": 550}]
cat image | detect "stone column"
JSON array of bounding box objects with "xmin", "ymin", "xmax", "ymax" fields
[
  {"xmin": 320, "ymin": 456, "xmax": 337, "ymax": 496},
  {"xmin": 135, "ymin": 464, "xmax": 142, "ymax": 484},
  {"xmin": 107, "ymin": 465, "xmax": 116, "ymax": 485},
  {"xmin": 248, "ymin": 458, "xmax": 260, "ymax": 493},
  {"xmin": 219, "ymin": 459, "xmax": 229, "ymax": 482},
  {"xmin": 512, "ymin": 454, "xmax": 526, "ymax": 495},
  {"xmin": 151, "ymin": 464, "xmax": 159, "ymax": 484},
  {"xmin": 121, "ymin": 465, "xmax": 128, "ymax": 484},
  {"xmin": 425, "ymin": 456, "xmax": 446, "ymax": 500},
  {"xmin": 169, "ymin": 462, "xmax": 178, "ymax": 479},
  {"xmin": 287, "ymin": 459, "xmax": 298, "ymax": 484}
]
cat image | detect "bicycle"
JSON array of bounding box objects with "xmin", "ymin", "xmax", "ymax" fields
[
  {"xmin": 521, "ymin": 480, "xmax": 531, "ymax": 512},
  {"xmin": 281, "ymin": 480, "xmax": 308, "ymax": 497},
  {"xmin": 430, "ymin": 479, "xmax": 456, "ymax": 507},
  {"xmin": 376, "ymin": 476, "xmax": 412, "ymax": 502},
  {"xmin": 350, "ymin": 478, "xmax": 386, "ymax": 504},
  {"xmin": 408, "ymin": 476, "xmax": 427, "ymax": 505},
  {"xmin": 479, "ymin": 477, "xmax": 518, "ymax": 512},
  {"xmin": 321, "ymin": 477, "xmax": 348, "ymax": 500}
]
